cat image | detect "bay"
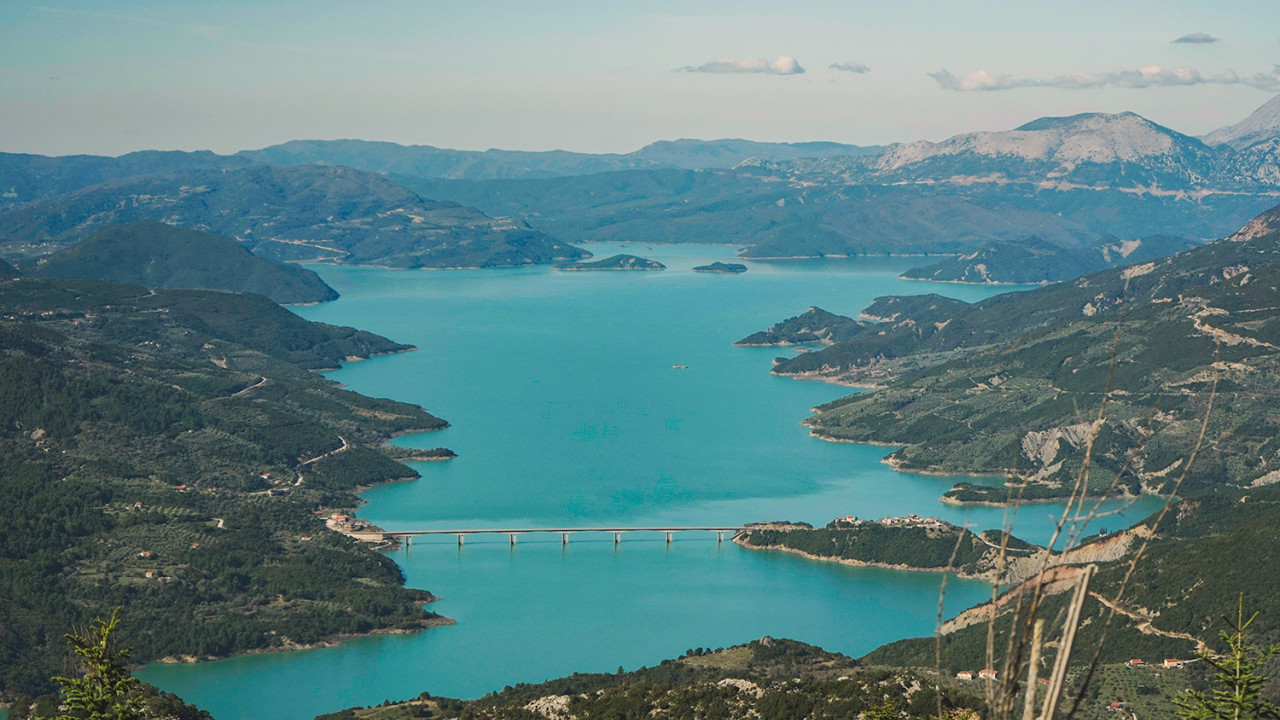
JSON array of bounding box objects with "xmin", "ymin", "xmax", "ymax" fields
[{"xmin": 139, "ymin": 245, "xmax": 1162, "ymax": 720}]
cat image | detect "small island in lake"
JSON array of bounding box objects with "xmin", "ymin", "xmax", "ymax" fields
[
  {"xmin": 692, "ymin": 262, "xmax": 747, "ymax": 274},
  {"xmin": 555, "ymin": 254, "xmax": 666, "ymax": 271}
]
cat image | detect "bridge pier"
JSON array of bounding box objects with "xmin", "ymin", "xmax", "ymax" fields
[{"xmin": 371, "ymin": 527, "xmax": 744, "ymax": 547}]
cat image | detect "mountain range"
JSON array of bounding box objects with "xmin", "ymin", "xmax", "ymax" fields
[
  {"xmin": 405, "ymin": 102, "xmax": 1280, "ymax": 260},
  {"xmin": 0, "ymin": 164, "xmax": 586, "ymax": 269},
  {"xmin": 1, "ymin": 95, "xmax": 1278, "ymax": 284},
  {"xmin": 235, "ymin": 138, "xmax": 878, "ymax": 181}
]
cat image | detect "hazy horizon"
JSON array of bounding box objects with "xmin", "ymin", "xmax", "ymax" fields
[{"xmin": 3, "ymin": 0, "xmax": 1279, "ymax": 157}]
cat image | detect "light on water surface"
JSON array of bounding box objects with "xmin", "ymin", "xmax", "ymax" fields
[{"xmin": 140, "ymin": 245, "xmax": 1163, "ymax": 720}]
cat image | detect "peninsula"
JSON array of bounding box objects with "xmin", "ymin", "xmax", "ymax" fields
[{"xmin": 735, "ymin": 517, "xmax": 1133, "ymax": 584}]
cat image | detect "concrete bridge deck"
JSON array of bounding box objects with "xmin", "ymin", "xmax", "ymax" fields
[{"xmin": 377, "ymin": 526, "xmax": 746, "ymax": 546}]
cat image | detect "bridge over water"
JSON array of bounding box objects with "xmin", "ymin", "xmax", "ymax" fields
[{"xmin": 373, "ymin": 526, "xmax": 746, "ymax": 546}]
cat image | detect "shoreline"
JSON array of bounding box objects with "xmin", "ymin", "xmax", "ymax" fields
[
  {"xmin": 939, "ymin": 488, "xmax": 1150, "ymax": 508},
  {"xmin": 802, "ymin": 429, "xmax": 1106, "ymax": 507},
  {"xmin": 733, "ymin": 536, "xmax": 996, "ymax": 582},
  {"xmin": 397, "ymin": 452, "xmax": 457, "ymax": 462},
  {"xmin": 146, "ymin": 611, "xmax": 456, "ymax": 667},
  {"xmin": 553, "ymin": 265, "xmax": 665, "ymax": 272},
  {"xmin": 805, "ymin": 431, "xmax": 904, "ymax": 448},
  {"xmin": 805, "ymin": 426, "xmax": 1007, "ymax": 478},
  {"xmin": 771, "ymin": 369, "xmax": 885, "ymax": 389},
  {"xmin": 744, "ymin": 253, "xmax": 952, "ymax": 260},
  {"xmin": 897, "ymin": 275, "xmax": 1047, "ymax": 287},
  {"xmin": 311, "ymin": 344, "xmax": 421, "ymax": 373},
  {"xmin": 300, "ymin": 258, "xmax": 585, "ymax": 272},
  {"xmin": 880, "ymin": 453, "xmax": 1010, "ymax": 480}
]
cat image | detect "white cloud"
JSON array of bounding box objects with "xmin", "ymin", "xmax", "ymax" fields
[
  {"xmin": 930, "ymin": 65, "xmax": 1280, "ymax": 93},
  {"xmin": 829, "ymin": 62, "xmax": 870, "ymax": 74},
  {"xmin": 677, "ymin": 56, "xmax": 805, "ymax": 75},
  {"xmin": 1173, "ymin": 32, "xmax": 1218, "ymax": 44}
]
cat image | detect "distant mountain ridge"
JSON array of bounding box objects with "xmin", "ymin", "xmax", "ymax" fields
[
  {"xmin": 0, "ymin": 149, "xmax": 249, "ymax": 211},
  {"xmin": 405, "ymin": 100, "xmax": 1280, "ymax": 266},
  {"xmin": 2, "ymin": 96, "xmax": 1278, "ymax": 273},
  {"xmin": 236, "ymin": 138, "xmax": 877, "ymax": 180},
  {"xmin": 754, "ymin": 110, "xmax": 1257, "ymax": 191},
  {"xmin": 888, "ymin": 111, "xmax": 1196, "ymax": 163},
  {"xmin": 0, "ymin": 164, "xmax": 587, "ymax": 269}
]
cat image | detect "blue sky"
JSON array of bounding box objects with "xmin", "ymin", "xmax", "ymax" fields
[{"xmin": 1, "ymin": 0, "xmax": 1278, "ymax": 155}]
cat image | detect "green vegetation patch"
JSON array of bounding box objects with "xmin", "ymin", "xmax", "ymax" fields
[{"xmin": 0, "ymin": 279, "xmax": 450, "ymax": 699}]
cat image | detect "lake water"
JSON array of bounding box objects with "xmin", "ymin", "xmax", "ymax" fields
[{"xmin": 139, "ymin": 245, "xmax": 1162, "ymax": 720}]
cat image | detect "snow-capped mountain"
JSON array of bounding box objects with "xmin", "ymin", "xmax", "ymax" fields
[
  {"xmin": 745, "ymin": 98, "xmax": 1280, "ymax": 196},
  {"xmin": 865, "ymin": 111, "xmax": 1222, "ymax": 189},
  {"xmin": 879, "ymin": 112, "xmax": 1200, "ymax": 169},
  {"xmin": 1203, "ymin": 93, "xmax": 1280, "ymax": 151}
]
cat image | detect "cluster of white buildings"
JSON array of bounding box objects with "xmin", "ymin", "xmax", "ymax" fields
[{"xmin": 834, "ymin": 514, "xmax": 957, "ymax": 531}]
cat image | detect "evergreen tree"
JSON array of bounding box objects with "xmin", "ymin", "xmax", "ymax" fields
[
  {"xmin": 1175, "ymin": 596, "xmax": 1280, "ymax": 720},
  {"xmin": 48, "ymin": 609, "xmax": 144, "ymax": 720}
]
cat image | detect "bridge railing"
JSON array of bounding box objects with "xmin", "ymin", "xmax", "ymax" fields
[{"xmin": 378, "ymin": 526, "xmax": 745, "ymax": 546}]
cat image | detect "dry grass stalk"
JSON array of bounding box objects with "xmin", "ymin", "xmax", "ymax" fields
[{"xmin": 966, "ymin": 290, "xmax": 1219, "ymax": 719}]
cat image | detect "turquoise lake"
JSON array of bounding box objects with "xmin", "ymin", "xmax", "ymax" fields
[{"xmin": 139, "ymin": 245, "xmax": 1163, "ymax": 720}]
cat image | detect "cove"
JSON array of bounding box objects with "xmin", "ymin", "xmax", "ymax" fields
[{"xmin": 139, "ymin": 245, "xmax": 1163, "ymax": 720}]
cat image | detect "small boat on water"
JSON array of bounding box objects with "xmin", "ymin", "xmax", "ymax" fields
[{"xmin": 672, "ymin": 364, "xmax": 687, "ymax": 369}]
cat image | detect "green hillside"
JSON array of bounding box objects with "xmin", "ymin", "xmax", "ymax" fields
[
  {"xmin": 737, "ymin": 519, "xmax": 1036, "ymax": 581},
  {"xmin": 900, "ymin": 235, "xmax": 1199, "ymax": 285},
  {"xmin": 755, "ymin": 204, "xmax": 1280, "ymax": 499},
  {"xmin": 33, "ymin": 221, "xmax": 338, "ymax": 304},
  {"xmin": 403, "ymin": 166, "xmax": 1275, "ymax": 258},
  {"xmin": 862, "ymin": 491, "xmax": 1280, "ymax": 716},
  {"xmin": 0, "ymin": 277, "xmax": 410, "ymax": 370},
  {"xmin": 0, "ymin": 277, "xmax": 449, "ymax": 698},
  {"xmin": 313, "ymin": 639, "xmax": 985, "ymax": 720},
  {"xmin": 0, "ymin": 164, "xmax": 588, "ymax": 269},
  {"xmin": 734, "ymin": 306, "xmax": 871, "ymax": 346}
]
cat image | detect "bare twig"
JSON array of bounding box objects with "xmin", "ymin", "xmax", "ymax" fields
[{"xmin": 1062, "ymin": 372, "xmax": 1219, "ymax": 718}]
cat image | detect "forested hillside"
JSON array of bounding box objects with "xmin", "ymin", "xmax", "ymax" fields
[
  {"xmin": 0, "ymin": 164, "xmax": 587, "ymax": 269},
  {"xmin": 745, "ymin": 203, "xmax": 1280, "ymax": 501},
  {"xmin": 0, "ymin": 277, "xmax": 450, "ymax": 698},
  {"xmin": 32, "ymin": 221, "xmax": 338, "ymax": 305}
]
